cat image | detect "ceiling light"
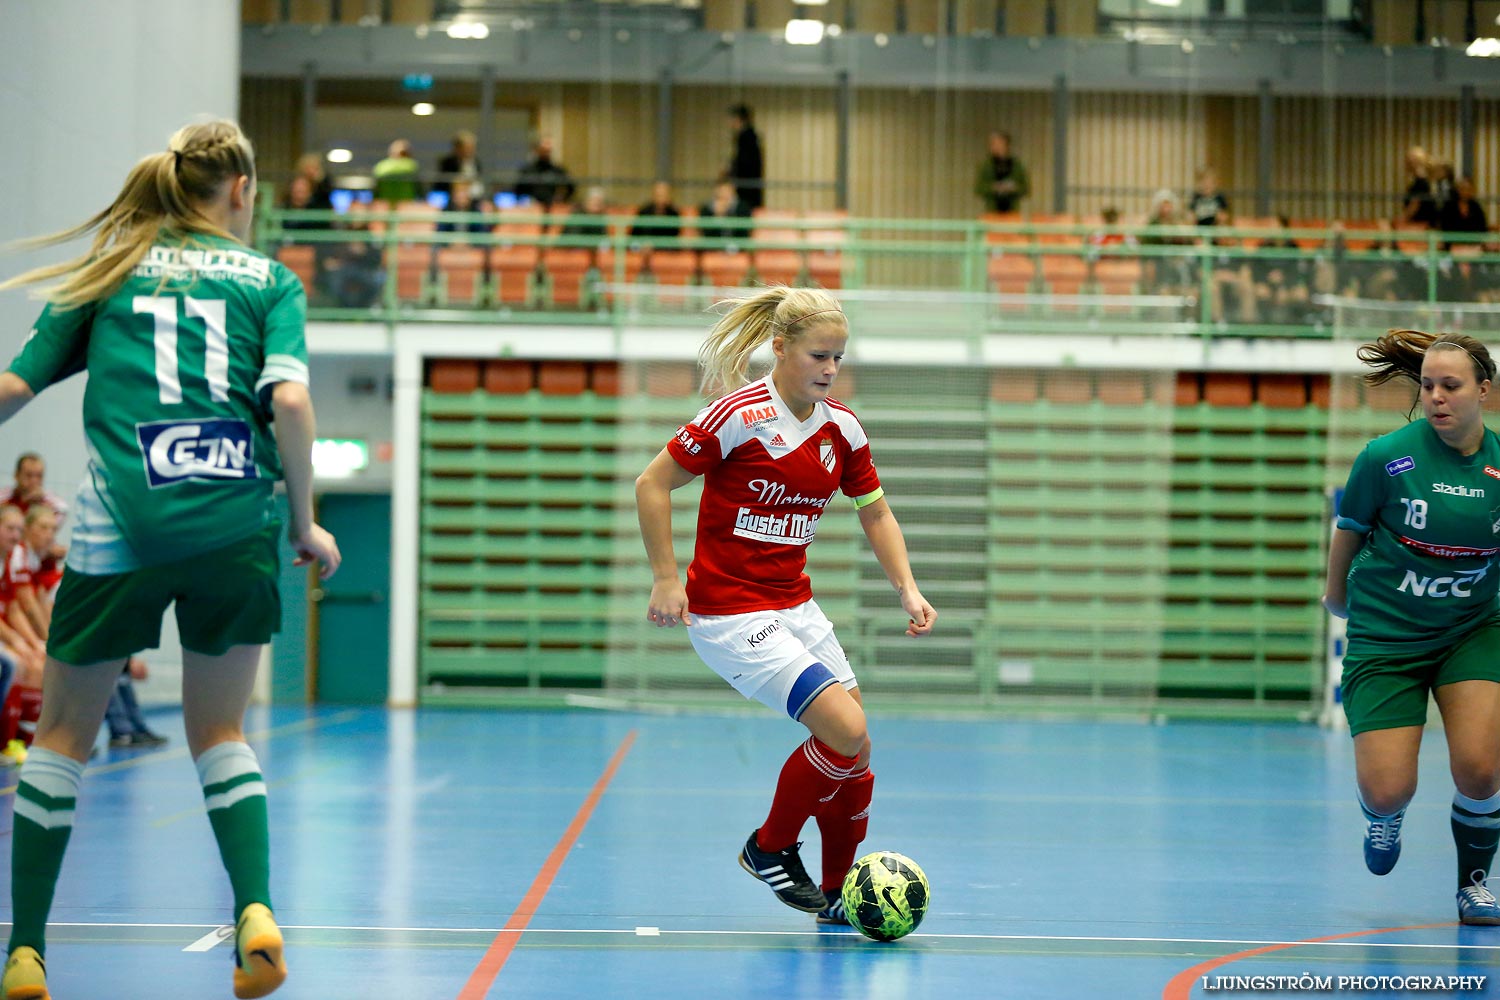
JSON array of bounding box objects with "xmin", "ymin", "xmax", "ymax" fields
[
  {"xmin": 1467, "ymin": 37, "xmax": 1500, "ymax": 56},
  {"xmin": 1147, "ymin": 0, "xmax": 1182, "ymax": 6},
  {"xmin": 326, "ymin": 148, "xmax": 353, "ymax": 163},
  {"xmin": 412, "ymin": 102, "xmax": 436, "ymax": 116},
  {"xmin": 446, "ymin": 21, "xmax": 489, "ymax": 39},
  {"xmin": 785, "ymin": 18, "xmax": 824, "ymax": 45}
]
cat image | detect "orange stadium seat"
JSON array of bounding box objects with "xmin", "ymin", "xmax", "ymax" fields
[
  {"xmin": 483, "ymin": 360, "xmax": 534, "ymax": 394},
  {"xmin": 1341, "ymin": 218, "xmax": 1386, "ymax": 252},
  {"xmin": 1288, "ymin": 217, "xmax": 1330, "ymax": 250},
  {"xmin": 1204, "ymin": 372, "xmax": 1253, "ymax": 406},
  {"xmin": 394, "ymin": 244, "xmax": 433, "ymax": 304},
  {"xmin": 490, "ymin": 212, "xmax": 545, "ymax": 307},
  {"xmin": 700, "ymin": 250, "xmax": 752, "ymax": 298},
  {"xmin": 537, "ymin": 361, "xmax": 588, "ymax": 395},
  {"xmin": 542, "ymin": 248, "xmax": 595, "ymax": 308},
  {"xmin": 274, "ymin": 245, "xmax": 316, "ymax": 298},
  {"xmin": 648, "ymin": 249, "xmax": 700, "ymax": 306},
  {"xmin": 1394, "ymin": 222, "xmax": 1433, "ymax": 255},
  {"xmin": 804, "ymin": 212, "xmax": 848, "ymax": 289},
  {"xmin": 1032, "ymin": 213, "xmax": 1080, "ymax": 246},
  {"xmin": 1231, "ymin": 216, "xmax": 1278, "ymax": 249},
  {"xmin": 436, "ymin": 245, "xmax": 486, "ymax": 306},
  {"xmin": 988, "ymin": 253, "xmax": 1036, "ymax": 303},
  {"xmin": 1257, "ymin": 374, "xmax": 1308, "ymax": 408},
  {"xmin": 429, "ymin": 360, "xmax": 479, "ymax": 393},
  {"xmin": 1041, "ymin": 254, "xmax": 1088, "ymax": 309},
  {"xmin": 981, "ymin": 212, "xmax": 1027, "ymax": 246},
  {"xmin": 595, "ymin": 247, "xmax": 647, "ymax": 304}
]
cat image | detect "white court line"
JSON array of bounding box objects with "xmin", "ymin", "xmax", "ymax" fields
[
  {"xmin": 31, "ymin": 921, "xmax": 1500, "ymax": 952},
  {"xmin": 182, "ymin": 926, "xmax": 233, "ymax": 953}
]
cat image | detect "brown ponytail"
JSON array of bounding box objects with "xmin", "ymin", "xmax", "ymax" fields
[{"xmin": 1357, "ymin": 329, "xmax": 1496, "ymax": 387}]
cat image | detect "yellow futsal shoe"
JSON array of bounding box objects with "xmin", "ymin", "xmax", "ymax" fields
[
  {"xmin": 1, "ymin": 740, "xmax": 28, "ymax": 767},
  {"xmin": 232, "ymin": 903, "xmax": 287, "ymax": 999},
  {"xmin": 2, "ymin": 946, "xmax": 49, "ymax": 1000}
]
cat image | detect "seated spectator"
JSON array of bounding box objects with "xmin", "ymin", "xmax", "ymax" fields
[
  {"xmin": 514, "ymin": 137, "xmax": 575, "ymax": 210},
  {"xmin": 1088, "ymin": 206, "xmax": 1135, "ymax": 249},
  {"xmin": 1250, "ymin": 216, "xmax": 1315, "ymax": 325},
  {"xmin": 1440, "ymin": 176, "xmax": 1489, "ymax": 246},
  {"xmin": 1141, "ymin": 189, "xmax": 1194, "ymax": 298},
  {"xmin": 0, "ymin": 506, "xmax": 30, "ymax": 763},
  {"xmin": 317, "ymin": 223, "xmax": 386, "ymax": 308},
  {"xmin": 437, "ymin": 129, "xmax": 483, "ymax": 203},
  {"xmin": 0, "ymin": 506, "xmax": 60, "ymax": 766},
  {"xmin": 697, "ymin": 181, "xmax": 749, "ymax": 243},
  {"xmin": 630, "ymin": 181, "xmax": 682, "ymax": 242},
  {"xmin": 294, "ymin": 152, "xmax": 335, "ymax": 210},
  {"xmin": 1430, "ymin": 160, "xmax": 1456, "ymax": 220},
  {"xmin": 104, "ymin": 657, "xmax": 168, "ymax": 749},
  {"xmin": 563, "ymin": 187, "xmax": 611, "ymax": 241},
  {"xmin": 279, "ymin": 176, "xmax": 322, "ymax": 234},
  {"xmin": 373, "ymin": 139, "xmax": 422, "ymax": 203},
  {"xmin": 0, "ymin": 453, "xmax": 67, "ymax": 521},
  {"xmin": 437, "ymin": 182, "xmax": 491, "ymax": 236}
]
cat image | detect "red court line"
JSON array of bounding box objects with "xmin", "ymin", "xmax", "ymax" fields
[
  {"xmin": 456, "ymin": 729, "xmax": 639, "ymax": 1000},
  {"xmin": 1162, "ymin": 921, "xmax": 1456, "ymax": 999}
]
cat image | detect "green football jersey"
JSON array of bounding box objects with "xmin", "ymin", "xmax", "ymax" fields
[
  {"xmin": 1337, "ymin": 418, "xmax": 1500, "ymax": 652},
  {"xmin": 7, "ymin": 233, "xmax": 308, "ymax": 571}
]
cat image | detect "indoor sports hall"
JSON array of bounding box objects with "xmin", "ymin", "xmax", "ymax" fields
[{"xmin": 4, "ymin": 2, "xmax": 1500, "ymax": 998}]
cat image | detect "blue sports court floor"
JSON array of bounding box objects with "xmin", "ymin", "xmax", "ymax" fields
[{"xmin": 2, "ymin": 706, "xmax": 1497, "ymax": 999}]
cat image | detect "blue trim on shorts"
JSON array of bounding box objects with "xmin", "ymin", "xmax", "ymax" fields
[{"xmin": 788, "ymin": 661, "xmax": 837, "ymax": 720}]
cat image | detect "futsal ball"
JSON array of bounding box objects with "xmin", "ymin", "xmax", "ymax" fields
[{"xmin": 840, "ymin": 851, "xmax": 930, "ymax": 942}]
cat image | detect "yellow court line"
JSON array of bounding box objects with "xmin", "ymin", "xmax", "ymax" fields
[{"xmin": 0, "ymin": 708, "xmax": 364, "ymax": 797}]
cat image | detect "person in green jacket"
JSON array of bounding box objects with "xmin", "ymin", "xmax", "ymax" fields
[
  {"xmin": 973, "ymin": 131, "xmax": 1030, "ymax": 214},
  {"xmin": 373, "ymin": 138, "xmax": 422, "ymax": 203}
]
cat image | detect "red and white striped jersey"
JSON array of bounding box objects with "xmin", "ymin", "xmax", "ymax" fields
[{"xmin": 666, "ymin": 375, "xmax": 881, "ymax": 615}]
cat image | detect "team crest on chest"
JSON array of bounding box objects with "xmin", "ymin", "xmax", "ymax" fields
[{"xmin": 819, "ymin": 437, "xmax": 835, "ymax": 473}]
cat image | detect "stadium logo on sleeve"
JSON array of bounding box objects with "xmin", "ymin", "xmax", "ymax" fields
[
  {"xmin": 1385, "ymin": 456, "xmax": 1415, "ymax": 476},
  {"xmin": 136, "ymin": 419, "xmax": 258, "ymax": 488}
]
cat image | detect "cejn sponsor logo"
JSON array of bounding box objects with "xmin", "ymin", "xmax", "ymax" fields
[
  {"xmin": 746, "ymin": 478, "xmax": 834, "ymax": 508},
  {"xmin": 741, "ymin": 405, "xmax": 779, "ymax": 430},
  {"xmin": 733, "ymin": 507, "xmax": 820, "ymax": 546},
  {"xmin": 674, "ymin": 426, "xmax": 701, "ymax": 456},
  {"xmin": 136, "ymin": 418, "xmax": 257, "ymax": 488},
  {"xmin": 1433, "ymin": 482, "xmax": 1485, "ymax": 498},
  {"xmin": 1398, "ymin": 565, "xmax": 1490, "ymax": 599},
  {"xmin": 1385, "ymin": 456, "xmax": 1415, "ymax": 476}
]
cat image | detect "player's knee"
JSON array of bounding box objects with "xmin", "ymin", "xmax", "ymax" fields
[
  {"xmin": 1452, "ymin": 757, "xmax": 1500, "ymax": 800},
  {"xmin": 1360, "ymin": 781, "xmax": 1415, "ymax": 816}
]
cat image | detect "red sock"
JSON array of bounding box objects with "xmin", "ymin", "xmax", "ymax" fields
[
  {"xmin": 15, "ymin": 685, "xmax": 41, "ymax": 745},
  {"xmin": 757, "ymin": 737, "xmax": 859, "ymax": 852},
  {"xmin": 0, "ymin": 684, "xmax": 23, "ymax": 744},
  {"xmin": 817, "ymin": 766, "xmax": 874, "ymax": 891}
]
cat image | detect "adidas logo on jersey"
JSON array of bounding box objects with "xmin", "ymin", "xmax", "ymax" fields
[{"xmin": 767, "ymin": 434, "xmax": 788, "ymax": 449}]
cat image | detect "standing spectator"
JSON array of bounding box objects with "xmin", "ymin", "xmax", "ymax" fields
[
  {"xmin": 373, "ymin": 139, "xmax": 422, "ymax": 204},
  {"xmin": 1440, "ymin": 176, "xmax": 1489, "ymax": 246},
  {"xmin": 293, "ymin": 152, "xmax": 334, "ymax": 211},
  {"xmin": 0, "ymin": 452, "xmax": 67, "ymax": 521},
  {"xmin": 1189, "ymin": 166, "xmax": 1231, "ymax": 227},
  {"xmin": 973, "ymin": 131, "xmax": 1030, "ymax": 214},
  {"xmin": 1430, "ymin": 161, "xmax": 1457, "ymax": 222},
  {"xmin": 437, "ymin": 129, "xmax": 483, "ymax": 203},
  {"xmin": 698, "ymin": 181, "xmax": 749, "ymax": 243},
  {"xmin": 514, "ymin": 137, "xmax": 575, "ymax": 210},
  {"xmin": 104, "ymin": 657, "xmax": 168, "ymax": 749},
  {"xmin": 631, "ymin": 181, "xmax": 682, "ymax": 242},
  {"xmin": 1399, "ymin": 146, "xmax": 1435, "ymax": 225},
  {"xmin": 725, "ymin": 104, "xmax": 764, "ymax": 212}
]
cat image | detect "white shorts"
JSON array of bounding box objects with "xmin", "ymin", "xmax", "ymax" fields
[{"xmin": 688, "ymin": 598, "xmax": 856, "ymax": 719}]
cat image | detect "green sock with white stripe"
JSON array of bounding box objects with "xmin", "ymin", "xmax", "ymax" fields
[
  {"xmin": 1453, "ymin": 789, "xmax": 1500, "ymax": 890},
  {"xmin": 197, "ymin": 741, "xmax": 272, "ymax": 919},
  {"xmin": 9, "ymin": 747, "xmax": 85, "ymax": 957}
]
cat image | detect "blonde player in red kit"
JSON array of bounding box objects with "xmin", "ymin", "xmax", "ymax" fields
[{"xmin": 635, "ymin": 286, "xmax": 937, "ymax": 924}]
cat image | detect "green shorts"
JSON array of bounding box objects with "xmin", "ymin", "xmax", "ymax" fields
[
  {"xmin": 1341, "ymin": 617, "xmax": 1500, "ymax": 735},
  {"xmin": 47, "ymin": 525, "xmax": 282, "ymax": 666}
]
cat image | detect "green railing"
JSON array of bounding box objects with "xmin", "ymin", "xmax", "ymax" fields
[{"xmin": 257, "ymin": 205, "xmax": 1500, "ymax": 340}]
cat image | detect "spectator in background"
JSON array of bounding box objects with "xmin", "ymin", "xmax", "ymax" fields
[
  {"xmin": 0, "ymin": 506, "xmax": 33, "ymax": 764},
  {"xmin": 514, "ymin": 137, "xmax": 575, "ymax": 210},
  {"xmin": 973, "ymin": 131, "xmax": 1030, "ymax": 214},
  {"xmin": 437, "ymin": 130, "xmax": 483, "ymax": 203},
  {"xmin": 1250, "ymin": 215, "xmax": 1315, "ymax": 325},
  {"xmin": 104, "ymin": 657, "xmax": 167, "ymax": 749},
  {"xmin": 1400, "ymin": 146, "xmax": 1434, "ymax": 224},
  {"xmin": 1430, "ymin": 160, "xmax": 1457, "ymax": 221},
  {"xmin": 1441, "ymin": 176, "xmax": 1488, "ymax": 246},
  {"xmin": 317, "ymin": 220, "xmax": 386, "ymax": 308},
  {"xmin": 698, "ymin": 181, "xmax": 749, "ymax": 243},
  {"xmin": 0, "ymin": 506, "xmax": 62, "ymax": 766},
  {"xmin": 293, "ymin": 153, "xmax": 334, "ymax": 211},
  {"xmin": 437, "ymin": 182, "xmax": 491, "ymax": 236},
  {"xmin": 563, "ymin": 187, "xmax": 611, "ymax": 240},
  {"xmin": 631, "ymin": 181, "xmax": 682, "ymax": 242},
  {"xmin": 373, "ymin": 139, "xmax": 422, "ymax": 203},
  {"xmin": 725, "ymin": 104, "xmax": 764, "ymax": 212},
  {"xmin": 1088, "ymin": 206, "xmax": 1135, "ymax": 250},
  {"xmin": 1189, "ymin": 166, "xmax": 1231, "ymax": 227},
  {"xmin": 0, "ymin": 454, "xmax": 67, "ymax": 522},
  {"xmin": 278, "ymin": 176, "xmax": 321, "ymax": 235},
  {"xmin": 1141, "ymin": 189, "xmax": 1194, "ymax": 297}
]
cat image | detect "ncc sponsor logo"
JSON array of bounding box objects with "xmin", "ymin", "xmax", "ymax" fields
[
  {"xmin": 674, "ymin": 426, "xmax": 701, "ymax": 456},
  {"xmin": 1398, "ymin": 564, "xmax": 1489, "ymax": 599},
  {"xmin": 1385, "ymin": 456, "xmax": 1415, "ymax": 476},
  {"xmin": 136, "ymin": 418, "xmax": 257, "ymax": 488},
  {"xmin": 741, "ymin": 405, "xmax": 779, "ymax": 430}
]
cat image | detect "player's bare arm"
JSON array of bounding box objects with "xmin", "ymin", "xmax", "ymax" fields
[
  {"xmin": 635, "ymin": 447, "xmax": 697, "ymax": 627},
  {"xmin": 0, "ymin": 372, "xmax": 35, "ymax": 425},
  {"xmin": 856, "ymin": 496, "xmax": 936, "ymax": 637}
]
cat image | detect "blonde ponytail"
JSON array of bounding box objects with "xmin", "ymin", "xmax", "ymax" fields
[
  {"xmin": 1, "ymin": 120, "xmax": 256, "ymax": 309},
  {"xmin": 698, "ymin": 285, "xmax": 847, "ymax": 397}
]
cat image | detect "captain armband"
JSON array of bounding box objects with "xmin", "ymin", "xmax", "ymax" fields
[
  {"xmin": 1335, "ymin": 515, "xmax": 1371, "ymax": 534},
  {"xmin": 852, "ymin": 488, "xmax": 885, "ymax": 510}
]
